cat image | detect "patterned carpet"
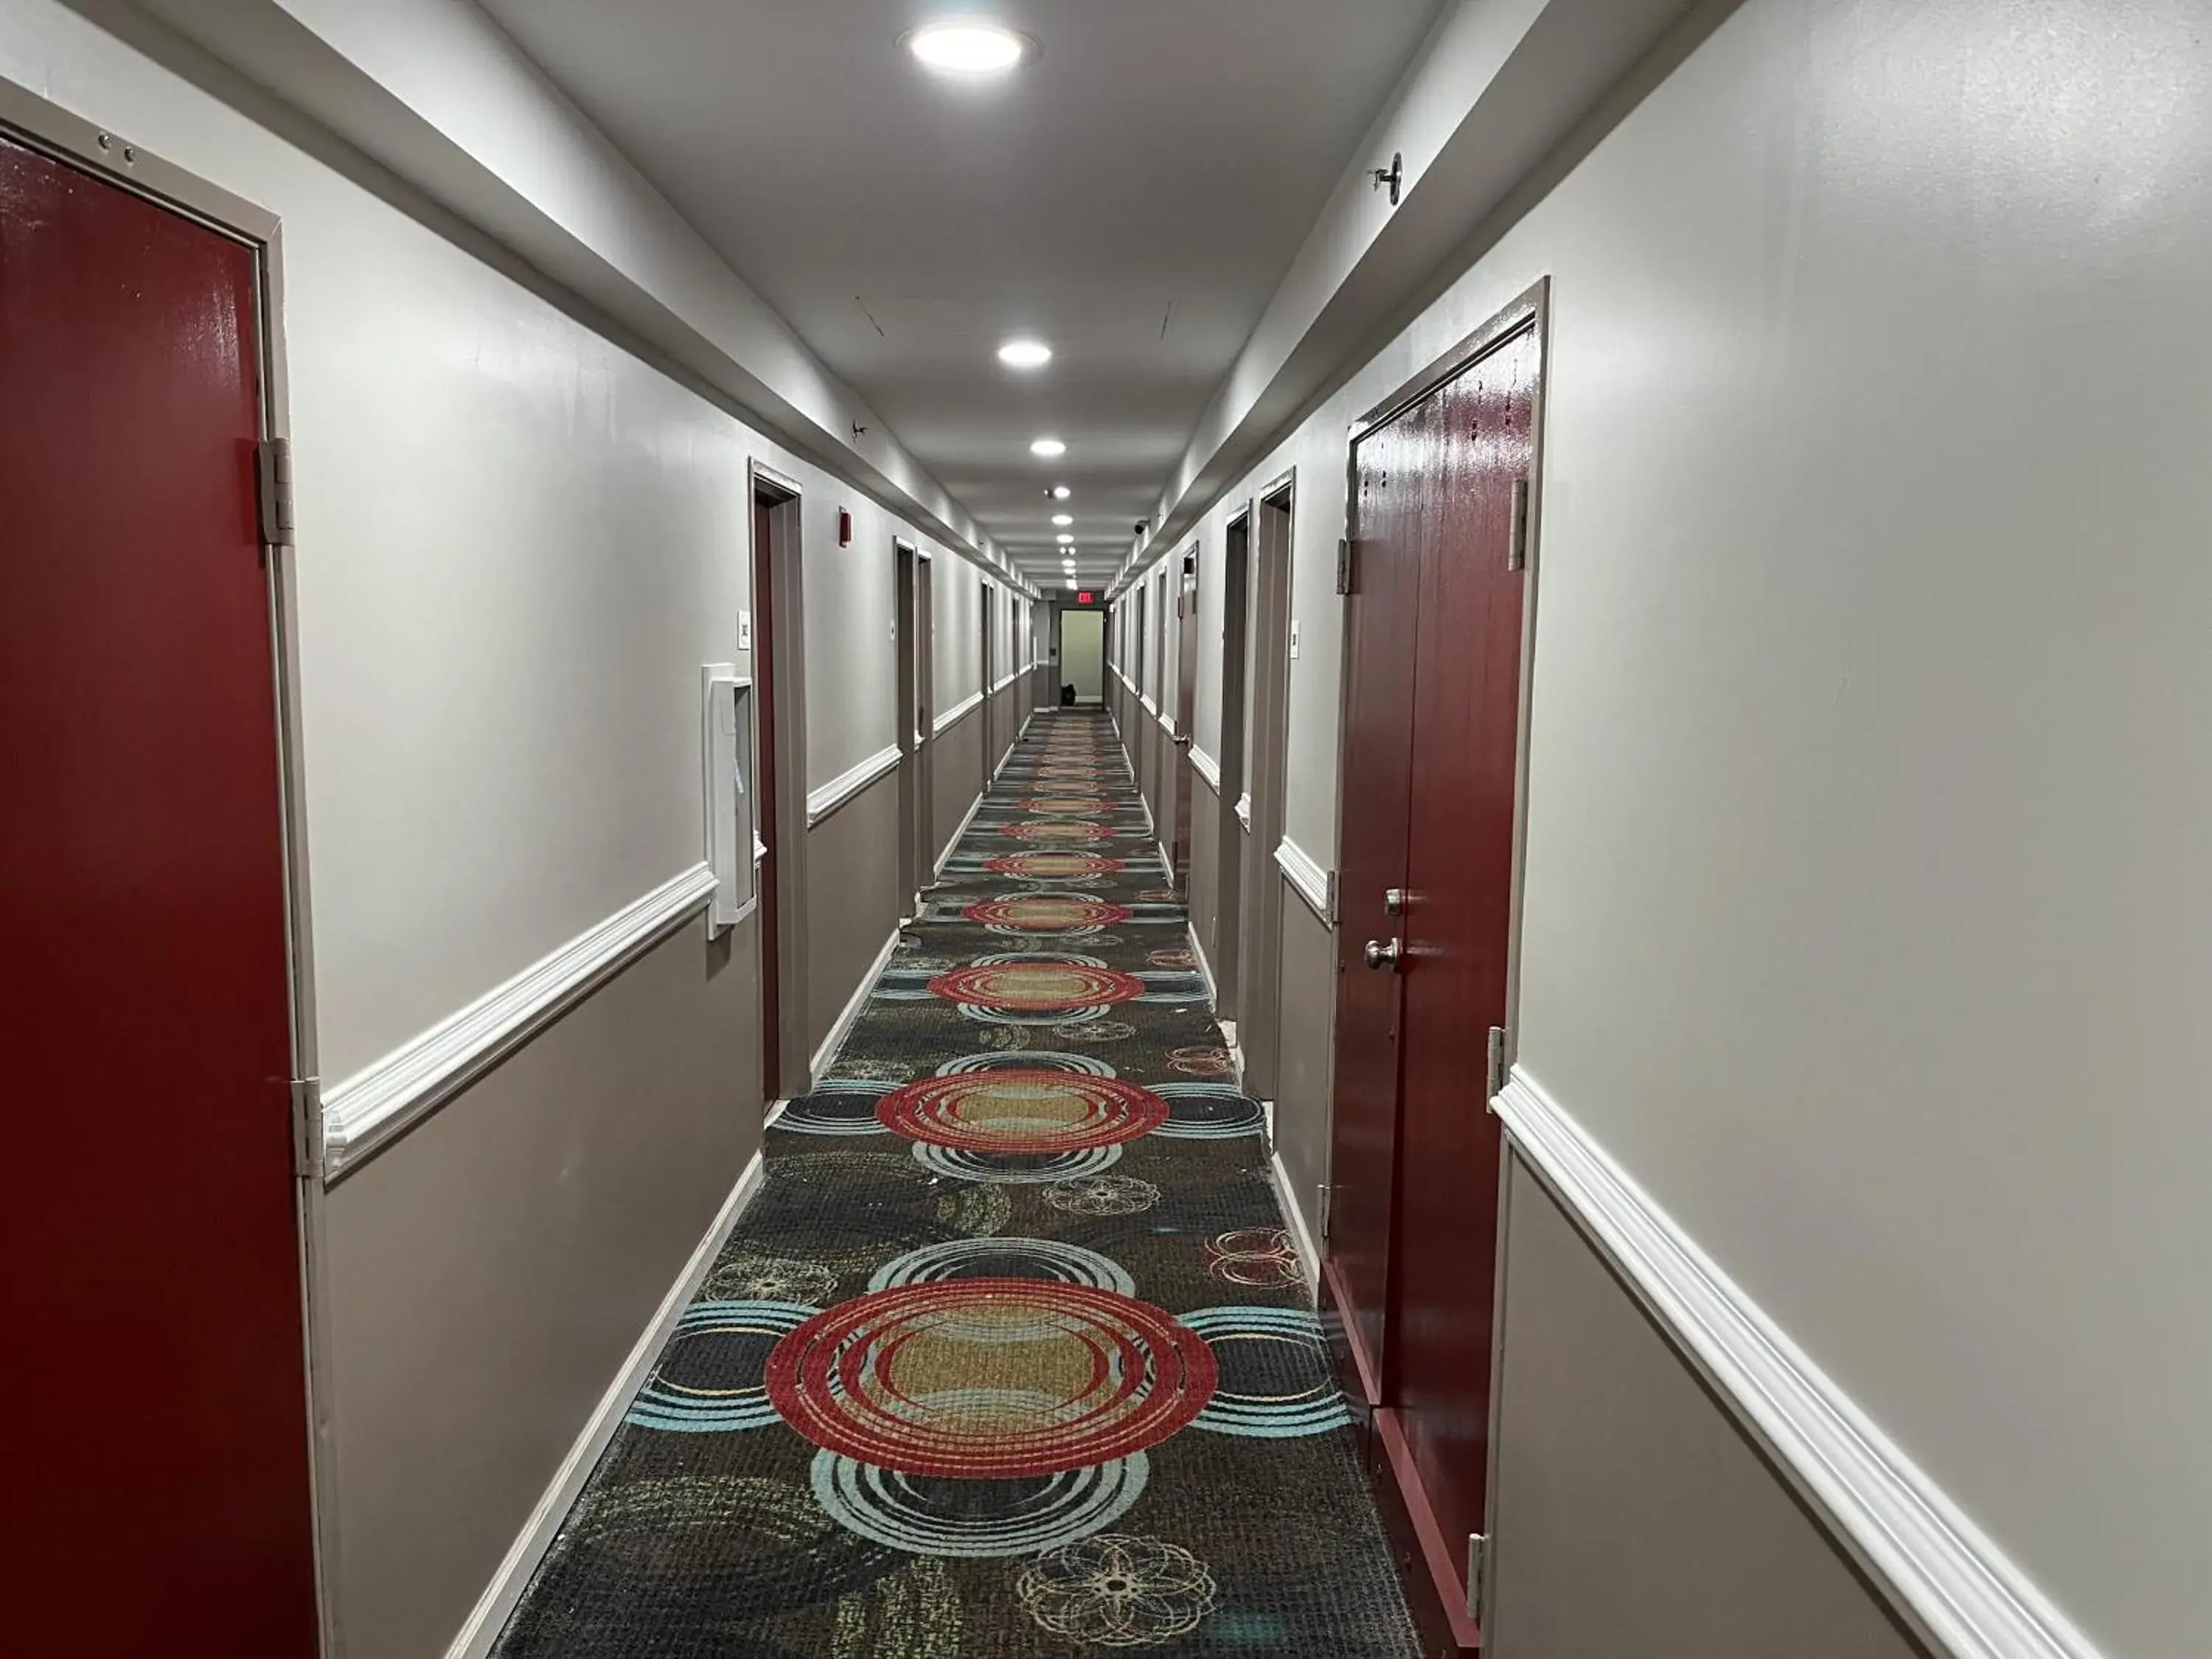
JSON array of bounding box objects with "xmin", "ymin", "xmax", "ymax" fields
[{"xmin": 493, "ymin": 709, "xmax": 1420, "ymax": 1658}]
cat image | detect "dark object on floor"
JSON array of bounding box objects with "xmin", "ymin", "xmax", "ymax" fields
[{"xmin": 1060, "ymin": 682, "xmax": 1077, "ymax": 705}]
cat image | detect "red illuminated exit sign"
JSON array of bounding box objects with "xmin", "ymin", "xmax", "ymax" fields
[{"xmin": 1076, "ymin": 591, "xmax": 1096, "ymax": 605}]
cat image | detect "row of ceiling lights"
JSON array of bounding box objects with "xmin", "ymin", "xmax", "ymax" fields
[
  {"xmin": 900, "ymin": 21, "xmax": 1088, "ymax": 590},
  {"xmin": 1003, "ymin": 332, "xmax": 1077, "ymax": 583}
]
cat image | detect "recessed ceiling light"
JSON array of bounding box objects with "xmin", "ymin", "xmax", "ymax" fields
[
  {"xmin": 905, "ymin": 20, "xmax": 1033, "ymax": 77},
  {"xmin": 998, "ymin": 338, "xmax": 1053, "ymax": 369},
  {"xmin": 1051, "ymin": 513, "xmax": 1073, "ymax": 526},
  {"xmin": 1051, "ymin": 485, "xmax": 1071, "ymax": 500},
  {"xmin": 1057, "ymin": 534, "xmax": 1075, "ymax": 545},
  {"xmin": 1031, "ymin": 437, "xmax": 1067, "ymax": 458}
]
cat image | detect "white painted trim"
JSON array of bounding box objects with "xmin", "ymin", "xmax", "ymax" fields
[
  {"xmin": 1266, "ymin": 1148, "xmax": 1323, "ymax": 1309},
  {"xmin": 1157, "ymin": 841, "xmax": 1175, "ymax": 880},
  {"xmin": 1189, "ymin": 745, "xmax": 1222, "ymax": 791},
  {"xmin": 991, "ymin": 669, "xmax": 1022, "ymax": 694},
  {"xmin": 1141, "ymin": 692, "xmax": 1160, "ymax": 717},
  {"xmin": 1273, "ymin": 837, "xmax": 1334, "ymax": 924},
  {"xmin": 933, "ymin": 689, "xmax": 984, "ymax": 735},
  {"xmin": 444, "ymin": 1147, "xmax": 767, "ymax": 1659},
  {"xmin": 805, "ymin": 742, "xmax": 901, "ymax": 827},
  {"xmin": 810, "ymin": 925, "xmax": 905, "ymax": 1085},
  {"xmin": 321, "ymin": 865, "xmax": 718, "ymax": 1180},
  {"xmin": 935, "ymin": 788, "xmax": 987, "ymax": 877},
  {"xmin": 1159, "ymin": 709, "xmax": 1178, "ymax": 737},
  {"xmin": 1235, "ymin": 791, "xmax": 1253, "ymax": 831},
  {"xmin": 1493, "ymin": 1070, "xmax": 2104, "ymax": 1659}
]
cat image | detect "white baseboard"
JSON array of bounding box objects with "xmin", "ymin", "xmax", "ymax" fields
[
  {"xmin": 1267, "ymin": 1147, "xmax": 1321, "ymax": 1309},
  {"xmin": 1494, "ymin": 1069, "xmax": 2102, "ymax": 1659},
  {"xmin": 809, "ymin": 925, "xmax": 904, "ymax": 1085},
  {"xmin": 442, "ymin": 1147, "xmax": 766, "ymax": 1659}
]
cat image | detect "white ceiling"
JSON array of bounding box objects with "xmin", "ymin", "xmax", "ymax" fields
[{"xmin": 477, "ymin": 0, "xmax": 1446, "ymax": 585}]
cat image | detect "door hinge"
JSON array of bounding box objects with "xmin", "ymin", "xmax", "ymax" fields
[
  {"xmin": 290, "ymin": 1074, "xmax": 323, "ymax": 1179},
  {"xmin": 1486, "ymin": 1026, "xmax": 1509, "ymax": 1098},
  {"xmin": 1505, "ymin": 476, "xmax": 1530, "ymax": 572},
  {"xmin": 1316, "ymin": 1183, "xmax": 1333, "ymax": 1245},
  {"xmin": 257, "ymin": 438, "xmax": 296, "ymax": 549},
  {"xmin": 1467, "ymin": 1532, "xmax": 1488, "ymax": 1623},
  {"xmin": 1335, "ymin": 537, "xmax": 1355, "ymax": 596}
]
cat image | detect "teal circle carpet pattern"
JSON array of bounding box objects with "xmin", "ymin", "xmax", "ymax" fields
[{"xmin": 493, "ymin": 709, "xmax": 1421, "ymax": 1658}]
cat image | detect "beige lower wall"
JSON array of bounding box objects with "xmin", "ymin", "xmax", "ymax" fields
[
  {"xmin": 319, "ymin": 911, "xmax": 761, "ymax": 1659},
  {"xmin": 990, "ymin": 682, "xmax": 1023, "ymax": 776},
  {"xmin": 804, "ymin": 768, "xmax": 902, "ymax": 1061},
  {"xmin": 1273, "ymin": 886, "xmax": 1335, "ymax": 1244},
  {"xmin": 1188, "ymin": 771, "xmax": 1225, "ymax": 998},
  {"xmin": 1488, "ymin": 1151, "xmax": 1930, "ymax": 1659},
  {"xmin": 933, "ymin": 706, "xmax": 985, "ymax": 866}
]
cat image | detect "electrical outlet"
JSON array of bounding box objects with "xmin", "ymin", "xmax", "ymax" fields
[{"xmin": 1290, "ymin": 619, "xmax": 1301, "ymax": 660}]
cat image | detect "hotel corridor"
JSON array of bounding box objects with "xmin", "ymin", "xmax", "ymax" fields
[{"xmin": 493, "ymin": 711, "xmax": 1419, "ymax": 1657}]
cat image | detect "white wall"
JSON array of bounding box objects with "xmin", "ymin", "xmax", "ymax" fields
[
  {"xmin": 0, "ymin": 0, "xmax": 994, "ymax": 1093},
  {"xmin": 933, "ymin": 557, "xmax": 981, "ymax": 711},
  {"xmin": 1144, "ymin": 1, "xmax": 2212, "ymax": 1652}
]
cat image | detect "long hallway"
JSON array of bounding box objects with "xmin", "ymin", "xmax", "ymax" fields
[{"xmin": 494, "ymin": 710, "xmax": 1419, "ymax": 1657}]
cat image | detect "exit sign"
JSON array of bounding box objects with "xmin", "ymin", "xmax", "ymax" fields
[{"xmin": 1077, "ymin": 591, "xmax": 1095, "ymax": 605}]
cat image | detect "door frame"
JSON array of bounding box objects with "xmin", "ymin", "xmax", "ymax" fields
[
  {"xmin": 749, "ymin": 459, "xmax": 810, "ymax": 1100},
  {"xmin": 1324, "ymin": 274, "xmax": 1551, "ymax": 1655},
  {"xmin": 892, "ymin": 538, "xmax": 922, "ymax": 920},
  {"xmin": 1211, "ymin": 504, "xmax": 1253, "ymax": 1018},
  {"xmin": 1172, "ymin": 544, "xmax": 1200, "ymax": 883},
  {"xmin": 1239, "ymin": 470, "xmax": 1297, "ymax": 1102},
  {"xmin": 1336, "ymin": 275, "xmax": 1551, "ymax": 1074},
  {"xmin": 0, "ymin": 75, "xmax": 337, "ymax": 1653}
]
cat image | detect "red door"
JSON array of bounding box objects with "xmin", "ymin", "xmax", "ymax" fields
[
  {"xmin": 1324, "ymin": 318, "xmax": 1537, "ymax": 1652},
  {"xmin": 752, "ymin": 494, "xmax": 783, "ymax": 1096},
  {"xmin": 1171, "ymin": 557, "xmax": 1199, "ymax": 882},
  {"xmin": 1392, "ymin": 324, "xmax": 1537, "ymax": 1592},
  {"xmin": 0, "ymin": 134, "xmax": 319, "ymax": 1650},
  {"xmin": 1324, "ymin": 397, "xmax": 1427, "ymax": 1392}
]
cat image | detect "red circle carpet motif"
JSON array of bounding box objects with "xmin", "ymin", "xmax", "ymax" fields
[
  {"xmin": 876, "ymin": 1068, "xmax": 1168, "ymax": 1151},
  {"xmin": 963, "ymin": 895, "xmax": 1133, "ymax": 931},
  {"xmin": 986, "ymin": 852, "xmax": 1125, "ymax": 878},
  {"xmin": 1003, "ymin": 821, "xmax": 1113, "ymax": 843},
  {"xmin": 765, "ymin": 1279, "xmax": 1216, "ymax": 1478},
  {"xmin": 928, "ymin": 961, "xmax": 1147, "ymax": 1011}
]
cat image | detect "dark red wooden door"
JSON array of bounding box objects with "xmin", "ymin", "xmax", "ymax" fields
[
  {"xmin": 1172, "ymin": 560, "xmax": 1199, "ymax": 882},
  {"xmin": 753, "ymin": 495, "xmax": 782, "ymax": 1096},
  {"xmin": 0, "ymin": 134, "xmax": 319, "ymax": 1651},
  {"xmin": 1393, "ymin": 324, "xmax": 1537, "ymax": 1571},
  {"xmin": 1324, "ymin": 394, "xmax": 1430, "ymax": 1391}
]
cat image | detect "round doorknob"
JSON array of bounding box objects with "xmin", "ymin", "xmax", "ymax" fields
[{"xmin": 1363, "ymin": 937, "xmax": 1400, "ymax": 970}]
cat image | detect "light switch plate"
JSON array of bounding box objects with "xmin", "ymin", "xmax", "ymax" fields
[
  {"xmin": 1290, "ymin": 619, "xmax": 1301, "ymax": 660},
  {"xmin": 738, "ymin": 610, "xmax": 753, "ymax": 651}
]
